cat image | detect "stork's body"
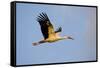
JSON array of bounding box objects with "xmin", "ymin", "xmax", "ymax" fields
[{"xmin": 32, "ymin": 13, "xmax": 73, "ymax": 46}]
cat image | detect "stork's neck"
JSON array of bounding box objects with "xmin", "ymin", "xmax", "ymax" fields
[
  {"xmin": 57, "ymin": 36, "xmax": 67, "ymax": 40},
  {"xmin": 55, "ymin": 33, "xmax": 67, "ymax": 40}
]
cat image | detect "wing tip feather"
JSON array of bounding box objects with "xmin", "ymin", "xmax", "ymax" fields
[{"xmin": 37, "ymin": 12, "xmax": 49, "ymax": 22}]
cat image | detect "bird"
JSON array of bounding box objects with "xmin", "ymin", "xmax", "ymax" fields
[{"xmin": 32, "ymin": 12, "xmax": 73, "ymax": 46}]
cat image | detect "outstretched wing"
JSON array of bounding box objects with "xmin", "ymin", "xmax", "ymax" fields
[
  {"xmin": 37, "ymin": 12, "xmax": 55, "ymax": 39},
  {"xmin": 55, "ymin": 27, "xmax": 62, "ymax": 33}
]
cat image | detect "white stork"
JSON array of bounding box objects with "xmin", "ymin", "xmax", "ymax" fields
[{"xmin": 32, "ymin": 12, "xmax": 73, "ymax": 46}]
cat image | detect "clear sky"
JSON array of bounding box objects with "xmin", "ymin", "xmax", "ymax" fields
[{"xmin": 16, "ymin": 3, "xmax": 97, "ymax": 65}]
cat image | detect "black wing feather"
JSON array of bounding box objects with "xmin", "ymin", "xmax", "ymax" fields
[
  {"xmin": 37, "ymin": 12, "xmax": 54, "ymax": 39},
  {"xmin": 55, "ymin": 27, "xmax": 62, "ymax": 33}
]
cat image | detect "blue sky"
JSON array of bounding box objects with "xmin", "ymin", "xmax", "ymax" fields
[{"xmin": 16, "ymin": 3, "xmax": 96, "ymax": 65}]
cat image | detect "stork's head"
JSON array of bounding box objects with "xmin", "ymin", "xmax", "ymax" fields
[{"xmin": 63, "ymin": 36, "xmax": 74, "ymax": 40}]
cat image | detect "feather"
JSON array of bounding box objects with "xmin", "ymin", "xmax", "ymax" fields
[
  {"xmin": 37, "ymin": 12, "xmax": 55, "ymax": 39},
  {"xmin": 55, "ymin": 27, "xmax": 62, "ymax": 33}
]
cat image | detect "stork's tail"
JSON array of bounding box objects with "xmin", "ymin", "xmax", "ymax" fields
[{"xmin": 32, "ymin": 40, "xmax": 46, "ymax": 46}]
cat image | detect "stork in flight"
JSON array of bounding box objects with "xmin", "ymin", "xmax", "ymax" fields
[{"xmin": 32, "ymin": 12, "xmax": 73, "ymax": 46}]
